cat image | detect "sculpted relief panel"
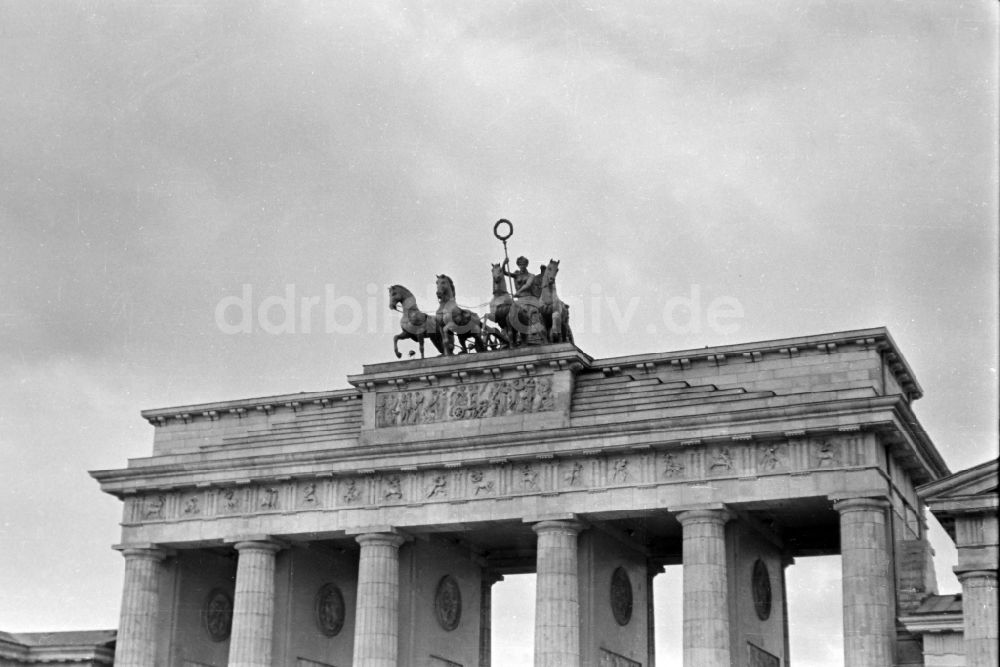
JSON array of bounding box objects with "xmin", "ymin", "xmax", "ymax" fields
[
  {"xmin": 375, "ymin": 376, "xmax": 555, "ymax": 427},
  {"xmin": 599, "ymin": 649, "xmax": 642, "ymax": 667},
  {"xmin": 126, "ymin": 434, "xmax": 872, "ymax": 524}
]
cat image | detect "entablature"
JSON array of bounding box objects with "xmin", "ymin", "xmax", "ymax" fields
[{"xmin": 91, "ymin": 392, "xmax": 944, "ymax": 497}]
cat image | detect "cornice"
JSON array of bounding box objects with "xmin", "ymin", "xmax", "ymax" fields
[
  {"xmin": 132, "ymin": 328, "xmax": 924, "ymax": 429},
  {"xmin": 927, "ymin": 496, "xmax": 999, "ymax": 513},
  {"xmin": 918, "ymin": 458, "xmax": 998, "ymax": 501},
  {"xmin": 140, "ymin": 387, "xmax": 361, "ymax": 426},
  {"xmin": 593, "ymin": 327, "xmax": 922, "ymax": 400},
  {"xmin": 883, "ymin": 398, "xmax": 951, "ymax": 481},
  {"xmin": 348, "ymin": 343, "xmax": 590, "ymax": 391},
  {"xmin": 92, "ymin": 394, "xmax": 919, "ymax": 496},
  {"xmin": 898, "ymin": 612, "xmax": 964, "ymax": 634}
]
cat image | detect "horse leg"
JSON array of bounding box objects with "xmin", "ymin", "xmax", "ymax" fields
[
  {"xmin": 417, "ymin": 334, "xmax": 425, "ymax": 359},
  {"xmin": 430, "ymin": 331, "xmax": 444, "ymax": 355},
  {"xmin": 393, "ymin": 333, "xmax": 404, "ymax": 359},
  {"xmin": 551, "ymin": 310, "xmax": 562, "ymax": 343},
  {"xmin": 474, "ymin": 325, "xmax": 486, "ymax": 353}
]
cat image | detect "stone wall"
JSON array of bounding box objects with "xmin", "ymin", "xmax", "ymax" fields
[
  {"xmin": 274, "ymin": 546, "xmax": 357, "ymax": 667},
  {"xmin": 398, "ymin": 539, "xmax": 483, "ymax": 667},
  {"xmin": 725, "ymin": 521, "xmax": 786, "ymax": 666},
  {"xmin": 168, "ymin": 550, "xmax": 236, "ymax": 667},
  {"xmin": 577, "ymin": 529, "xmax": 651, "ymax": 667},
  {"xmin": 923, "ymin": 632, "xmax": 966, "ymax": 667}
]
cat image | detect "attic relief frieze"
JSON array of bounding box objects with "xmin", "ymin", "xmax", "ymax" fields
[
  {"xmin": 126, "ymin": 435, "xmax": 870, "ymax": 523},
  {"xmin": 375, "ymin": 376, "xmax": 555, "ymax": 427}
]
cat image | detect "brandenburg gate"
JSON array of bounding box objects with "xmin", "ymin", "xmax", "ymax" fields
[{"xmin": 92, "ymin": 327, "xmax": 950, "ymax": 666}]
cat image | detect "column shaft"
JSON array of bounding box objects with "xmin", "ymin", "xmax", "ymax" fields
[
  {"xmin": 353, "ymin": 532, "xmax": 405, "ymax": 667},
  {"xmin": 480, "ymin": 573, "xmax": 502, "ymax": 667},
  {"xmin": 958, "ymin": 570, "xmax": 999, "ymax": 667},
  {"xmin": 834, "ymin": 497, "xmax": 894, "ymax": 667},
  {"xmin": 646, "ymin": 565, "xmax": 660, "ymax": 667},
  {"xmin": 677, "ymin": 509, "xmax": 732, "ymax": 667},
  {"xmin": 229, "ymin": 540, "xmax": 282, "ymax": 667},
  {"xmin": 114, "ymin": 547, "xmax": 166, "ymax": 667},
  {"xmin": 533, "ymin": 520, "xmax": 583, "ymax": 667}
]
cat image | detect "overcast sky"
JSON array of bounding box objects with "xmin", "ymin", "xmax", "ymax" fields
[{"xmin": 0, "ymin": 2, "xmax": 996, "ymax": 665}]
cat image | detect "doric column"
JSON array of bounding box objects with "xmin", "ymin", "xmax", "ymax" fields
[
  {"xmin": 114, "ymin": 545, "xmax": 167, "ymax": 667},
  {"xmin": 647, "ymin": 563, "xmax": 664, "ymax": 667},
  {"xmin": 834, "ymin": 497, "xmax": 894, "ymax": 667},
  {"xmin": 532, "ymin": 519, "xmax": 583, "ymax": 667},
  {"xmin": 957, "ymin": 570, "xmax": 998, "ymax": 667},
  {"xmin": 676, "ymin": 508, "xmax": 732, "ymax": 667},
  {"xmin": 480, "ymin": 572, "xmax": 503, "ymax": 667},
  {"xmin": 353, "ymin": 532, "xmax": 405, "ymax": 667},
  {"xmin": 228, "ymin": 539, "xmax": 283, "ymax": 667},
  {"xmin": 781, "ymin": 556, "xmax": 794, "ymax": 664}
]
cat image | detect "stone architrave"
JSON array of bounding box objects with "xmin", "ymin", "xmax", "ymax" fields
[
  {"xmin": 113, "ymin": 545, "xmax": 167, "ymax": 667},
  {"xmin": 228, "ymin": 539, "xmax": 284, "ymax": 667},
  {"xmin": 833, "ymin": 497, "xmax": 894, "ymax": 667},
  {"xmin": 532, "ymin": 519, "xmax": 584, "ymax": 667},
  {"xmin": 676, "ymin": 507, "xmax": 733, "ymax": 667},
  {"xmin": 353, "ymin": 532, "xmax": 406, "ymax": 667}
]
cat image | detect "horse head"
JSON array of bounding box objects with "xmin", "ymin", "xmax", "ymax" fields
[
  {"xmin": 388, "ymin": 284, "xmax": 414, "ymax": 311},
  {"xmin": 542, "ymin": 259, "xmax": 560, "ymax": 287},
  {"xmin": 435, "ymin": 274, "xmax": 456, "ymax": 302}
]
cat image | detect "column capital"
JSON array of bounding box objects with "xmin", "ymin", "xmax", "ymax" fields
[
  {"xmin": 227, "ymin": 536, "xmax": 286, "ymax": 553},
  {"xmin": 113, "ymin": 544, "xmax": 168, "ymax": 561},
  {"xmin": 483, "ymin": 570, "xmax": 505, "ymax": 586},
  {"xmin": 831, "ymin": 495, "xmax": 890, "ymax": 514},
  {"xmin": 674, "ymin": 505, "xmax": 734, "ymax": 526},
  {"xmin": 355, "ymin": 532, "xmax": 406, "ymax": 549},
  {"xmin": 531, "ymin": 518, "xmax": 585, "ymax": 536},
  {"xmin": 956, "ymin": 569, "xmax": 999, "ymax": 584}
]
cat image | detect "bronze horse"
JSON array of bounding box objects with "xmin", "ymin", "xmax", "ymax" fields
[
  {"xmin": 484, "ymin": 263, "xmax": 516, "ymax": 349},
  {"xmin": 388, "ymin": 284, "xmax": 444, "ymax": 359},
  {"xmin": 435, "ymin": 274, "xmax": 486, "ymax": 354},
  {"xmin": 540, "ymin": 259, "xmax": 573, "ymax": 344}
]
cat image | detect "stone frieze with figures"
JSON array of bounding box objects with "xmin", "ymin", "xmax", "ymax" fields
[
  {"xmin": 125, "ymin": 434, "xmax": 876, "ymax": 525},
  {"xmin": 375, "ymin": 376, "xmax": 555, "ymax": 427}
]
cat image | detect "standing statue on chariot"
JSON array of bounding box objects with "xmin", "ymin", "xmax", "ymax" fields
[
  {"xmin": 504, "ymin": 256, "xmax": 541, "ymax": 300},
  {"xmin": 500, "ymin": 255, "xmax": 548, "ymax": 346},
  {"xmin": 388, "ymin": 219, "xmax": 572, "ymax": 358}
]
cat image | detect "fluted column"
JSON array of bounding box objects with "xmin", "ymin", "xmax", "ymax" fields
[
  {"xmin": 677, "ymin": 508, "xmax": 732, "ymax": 667},
  {"xmin": 532, "ymin": 519, "xmax": 583, "ymax": 667},
  {"xmin": 353, "ymin": 532, "xmax": 405, "ymax": 667},
  {"xmin": 228, "ymin": 539, "xmax": 283, "ymax": 667},
  {"xmin": 114, "ymin": 546, "xmax": 167, "ymax": 667},
  {"xmin": 834, "ymin": 497, "xmax": 894, "ymax": 667},
  {"xmin": 957, "ymin": 570, "xmax": 998, "ymax": 667}
]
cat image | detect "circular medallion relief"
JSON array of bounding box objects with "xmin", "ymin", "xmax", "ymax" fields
[
  {"xmin": 434, "ymin": 575, "xmax": 462, "ymax": 631},
  {"xmin": 315, "ymin": 583, "xmax": 346, "ymax": 636},
  {"xmin": 752, "ymin": 559, "xmax": 772, "ymax": 621},
  {"xmin": 610, "ymin": 567, "xmax": 633, "ymax": 626},
  {"xmin": 203, "ymin": 588, "xmax": 233, "ymax": 642}
]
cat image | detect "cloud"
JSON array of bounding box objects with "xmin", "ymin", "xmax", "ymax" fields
[{"xmin": 0, "ymin": 3, "xmax": 995, "ymax": 657}]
